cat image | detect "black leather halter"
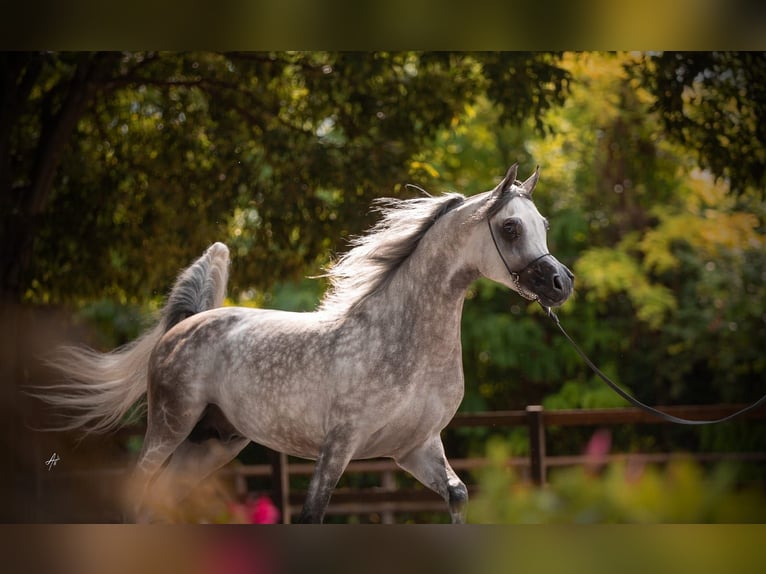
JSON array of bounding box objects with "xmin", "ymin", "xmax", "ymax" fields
[{"xmin": 486, "ymin": 211, "xmax": 551, "ymax": 301}]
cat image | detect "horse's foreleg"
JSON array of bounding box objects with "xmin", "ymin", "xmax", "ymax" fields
[
  {"xmin": 297, "ymin": 424, "xmax": 356, "ymax": 523},
  {"xmin": 396, "ymin": 435, "xmax": 468, "ymax": 523}
]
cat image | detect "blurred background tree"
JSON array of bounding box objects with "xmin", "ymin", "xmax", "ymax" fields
[
  {"xmin": 411, "ymin": 52, "xmax": 765, "ymax": 468},
  {"xmin": 1, "ymin": 51, "xmax": 567, "ymax": 304},
  {"xmin": 4, "ymin": 52, "xmax": 764, "ymax": 512}
]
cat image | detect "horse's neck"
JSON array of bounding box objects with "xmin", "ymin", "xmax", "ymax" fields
[{"xmin": 360, "ymin": 210, "xmax": 479, "ymax": 336}]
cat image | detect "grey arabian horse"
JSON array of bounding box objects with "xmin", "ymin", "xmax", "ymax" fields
[{"xmin": 40, "ymin": 164, "xmax": 573, "ymax": 523}]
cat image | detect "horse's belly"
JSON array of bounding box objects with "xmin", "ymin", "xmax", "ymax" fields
[
  {"xmin": 249, "ymin": 428, "xmax": 323, "ymax": 460},
  {"xmin": 215, "ymin": 385, "xmax": 328, "ymax": 460},
  {"xmin": 211, "ymin": 351, "xmax": 464, "ymax": 461},
  {"xmin": 220, "ymin": 391, "xmax": 459, "ymax": 461},
  {"xmin": 233, "ymin": 416, "xmax": 324, "ymax": 460},
  {"xmin": 352, "ymin": 399, "xmax": 461, "ymax": 459}
]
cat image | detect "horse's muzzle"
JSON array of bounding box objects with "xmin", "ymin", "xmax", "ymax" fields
[{"xmin": 518, "ymin": 256, "xmax": 574, "ymax": 307}]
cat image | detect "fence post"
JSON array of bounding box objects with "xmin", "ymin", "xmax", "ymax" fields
[
  {"xmin": 270, "ymin": 450, "xmax": 291, "ymax": 524},
  {"xmin": 526, "ymin": 405, "xmax": 546, "ymax": 486},
  {"xmin": 234, "ymin": 469, "xmax": 248, "ymax": 500},
  {"xmin": 381, "ymin": 470, "xmax": 396, "ymax": 524}
]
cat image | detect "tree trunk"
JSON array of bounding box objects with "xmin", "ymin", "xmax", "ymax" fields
[{"xmin": 0, "ymin": 52, "xmax": 119, "ymax": 303}]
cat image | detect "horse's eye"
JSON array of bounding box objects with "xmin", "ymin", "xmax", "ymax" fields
[{"xmin": 502, "ymin": 217, "xmax": 522, "ymax": 239}]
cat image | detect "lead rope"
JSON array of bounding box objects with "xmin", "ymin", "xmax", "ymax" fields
[{"xmin": 540, "ymin": 303, "xmax": 766, "ymax": 425}]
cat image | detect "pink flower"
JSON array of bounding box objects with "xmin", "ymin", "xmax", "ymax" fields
[
  {"xmin": 584, "ymin": 428, "xmax": 611, "ymax": 475},
  {"xmin": 248, "ymin": 496, "xmax": 280, "ymax": 524},
  {"xmin": 226, "ymin": 495, "xmax": 280, "ymax": 524}
]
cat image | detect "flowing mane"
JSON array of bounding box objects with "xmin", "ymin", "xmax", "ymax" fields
[{"xmin": 319, "ymin": 192, "xmax": 465, "ymax": 314}]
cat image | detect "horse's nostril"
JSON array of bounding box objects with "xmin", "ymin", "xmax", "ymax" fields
[{"xmin": 553, "ymin": 275, "xmax": 563, "ymax": 291}]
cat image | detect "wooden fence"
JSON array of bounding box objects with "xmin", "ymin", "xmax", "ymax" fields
[
  {"xmin": 35, "ymin": 403, "xmax": 766, "ymax": 523},
  {"xmin": 219, "ymin": 403, "xmax": 766, "ymax": 523}
]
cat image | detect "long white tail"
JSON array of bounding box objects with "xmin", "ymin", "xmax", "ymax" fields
[{"xmin": 35, "ymin": 242, "xmax": 230, "ymax": 434}]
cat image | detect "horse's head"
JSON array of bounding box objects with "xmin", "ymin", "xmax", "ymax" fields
[{"xmin": 478, "ymin": 164, "xmax": 574, "ymax": 307}]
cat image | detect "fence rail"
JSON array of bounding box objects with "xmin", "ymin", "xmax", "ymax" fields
[
  {"xmin": 225, "ymin": 403, "xmax": 766, "ymax": 522},
  {"xmin": 42, "ymin": 403, "xmax": 766, "ymax": 523}
]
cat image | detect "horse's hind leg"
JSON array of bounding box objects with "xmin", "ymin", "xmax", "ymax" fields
[
  {"xmin": 395, "ymin": 435, "xmax": 468, "ymax": 523},
  {"xmin": 149, "ymin": 405, "xmax": 250, "ymax": 511},
  {"xmin": 128, "ymin": 428, "xmax": 187, "ymax": 522},
  {"xmin": 126, "ymin": 394, "xmax": 206, "ymax": 521},
  {"xmin": 150, "ymin": 435, "xmax": 250, "ymax": 510}
]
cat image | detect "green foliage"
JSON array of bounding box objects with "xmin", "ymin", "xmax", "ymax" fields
[
  {"xmin": 468, "ymin": 436, "xmax": 766, "ymax": 523},
  {"xmin": 633, "ymin": 52, "xmax": 766, "ymax": 195},
  {"xmin": 77, "ymin": 298, "xmax": 154, "ymax": 347},
  {"xmin": 3, "ymin": 51, "xmax": 568, "ymax": 305},
  {"xmin": 575, "ymin": 246, "xmax": 677, "ymax": 330},
  {"xmin": 421, "ymin": 52, "xmax": 765, "ymax": 459},
  {"xmin": 9, "ymin": 52, "xmax": 764, "ymax": 489}
]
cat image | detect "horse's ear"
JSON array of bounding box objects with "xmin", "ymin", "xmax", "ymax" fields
[
  {"xmin": 485, "ymin": 163, "xmax": 519, "ymax": 216},
  {"xmin": 494, "ymin": 163, "xmax": 518, "ymax": 197},
  {"xmin": 520, "ymin": 166, "xmax": 540, "ymax": 196}
]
